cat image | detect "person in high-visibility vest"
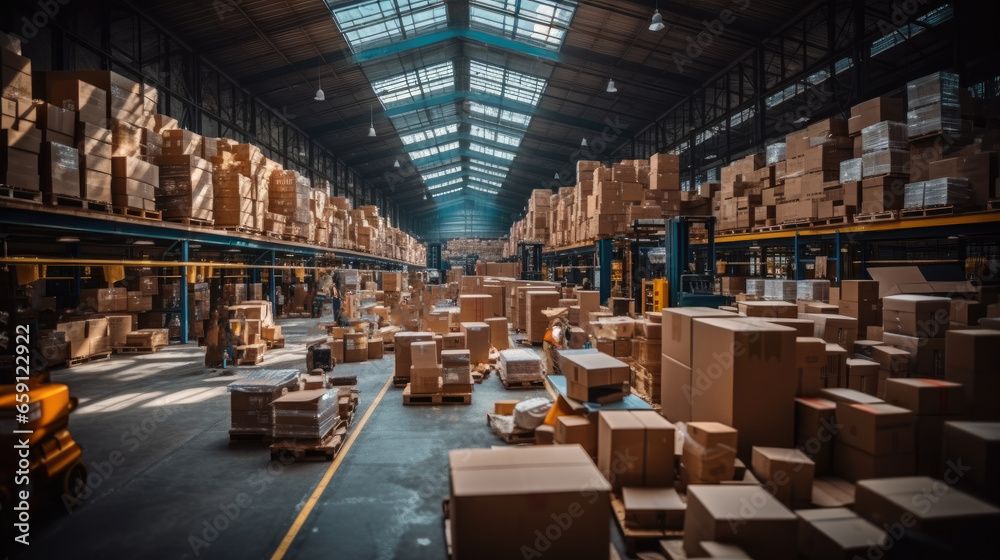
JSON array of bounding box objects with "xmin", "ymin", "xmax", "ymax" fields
[{"xmin": 542, "ymin": 312, "xmax": 570, "ymax": 376}]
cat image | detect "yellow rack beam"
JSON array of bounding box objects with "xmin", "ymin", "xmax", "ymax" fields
[{"xmin": 714, "ymin": 211, "xmax": 1000, "ymax": 243}]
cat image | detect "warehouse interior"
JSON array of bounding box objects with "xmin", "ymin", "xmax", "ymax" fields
[{"xmin": 2, "ymin": 0, "xmax": 999, "ymax": 558}]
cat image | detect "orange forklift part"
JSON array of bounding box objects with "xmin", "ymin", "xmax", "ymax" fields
[{"xmin": 0, "ymin": 383, "xmax": 73, "ymax": 446}]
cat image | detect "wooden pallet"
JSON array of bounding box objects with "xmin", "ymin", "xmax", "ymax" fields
[
  {"xmin": 217, "ymin": 225, "xmax": 260, "ymax": 235},
  {"xmin": 44, "ymin": 193, "xmax": 113, "ymax": 213},
  {"xmin": 113, "ymin": 206, "xmax": 161, "ymax": 220},
  {"xmin": 486, "ymin": 413, "xmax": 535, "ymax": 444},
  {"xmin": 113, "ymin": 344, "xmax": 165, "ymax": 354},
  {"xmin": 238, "ymin": 355, "xmax": 264, "ymax": 366},
  {"xmin": 269, "ymin": 429, "xmax": 346, "ymax": 462},
  {"xmin": 609, "ymin": 493, "xmax": 682, "ymax": 556},
  {"xmin": 500, "ymin": 376, "xmax": 546, "ymax": 390},
  {"xmin": 900, "ymin": 205, "xmax": 957, "ymax": 218},
  {"xmin": 264, "ymin": 231, "xmax": 283, "ymax": 239},
  {"xmin": 264, "ymin": 337, "xmax": 285, "ymax": 349},
  {"xmin": 718, "ymin": 227, "xmax": 752, "ymax": 236},
  {"xmin": 753, "ymin": 224, "xmax": 784, "ymax": 233},
  {"xmin": 392, "ymin": 376, "xmax": 410, "ymax": 388},
  {"xmin": 165, "ymin": 216, "xmax": 214, "ymax": 228},
  {"xmin": 0, "ymin": 186, "xmax": 42, "ymax": 204},
  {"xmin": 402, "ymin": 384, "xmax": 471, "ymax": 405},
  {"xmin": 853, "ymin": 210, "xmax": 898, "ymax": 222},
  {"xmin": 64, "ymin": 352, "xmax": 112, "ymax": 368},
  {"xmin": 228, "ymin": 430, "xmax": 272, "ymax": 443},
  {"xmin": 989, "ymin": 199, "xmax": 1000, "ymax": 210}
]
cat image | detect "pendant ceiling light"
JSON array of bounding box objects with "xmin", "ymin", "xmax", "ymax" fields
[
  {"xmin": 581, "ymin": 137, "xmax": 588, "ymax": 148},
  {"xmin": 393, "ymin": 159, "xmax": 401, "ymax": 168},
  {"xmin": 368, "ymin": 105, "xmax": 376, "ymax": 137},
  {"xmin": 606, "ymin": 78, "xmax": 618, "ymax": 93},
  {"xmin": 649, "ymin": 3, "xmax": 666, "ymax": 32},
  {"xmin": 314, "ymin": 64, "xmax": 326, "ymax": 101}
]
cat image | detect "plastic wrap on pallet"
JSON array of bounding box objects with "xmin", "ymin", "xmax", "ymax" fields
[
  {"xmin": 906, "ymin": 103, "xmax": 962, "ymax": 137},
  {"xmin": 228, "ymin": 369, "xmax": 300, "ymax": 393},
  {"xmin": 745, "ymin": 278, "xmax": 765, "ymax": 297},
  {"xmin": 862, "ymin": 149, "xmax": 910, "ymax": 178},
  {"xmin": 922, "ymin": 177, "xmax": 970, "ymax": 207},
  {"xmin": 861, "ymin": 121, "xmax": 909, "ymax": 153},
  {"xmin": 903, "ymin": 181, "xmax": 925, "ymax": 209},
  {"xmin": 498, "ymin": 348, "xmax": 544, "ymax": 383},
  {"xmin": 766, "ymin": 142, "xmax": 787, "ymax": 165},
  {"xmin": 764, "ymin": 279, "xmax": 797, "ymax": 302},
  {"xmin": 272, "ymin": 409, "xmax": 340, "ymax": 440},
  {"xmin": 906, "ymin": 71, "xmax": 960, "ymax": 108},
  {"xmin": 839, "ymin": 158, "xmax": 863, "ymax": 184},
  {"xmin": 797, "ymin": 280, "xmax": 830, "ymax": 302}
]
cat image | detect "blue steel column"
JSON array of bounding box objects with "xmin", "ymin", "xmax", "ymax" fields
[
  {"xmin": 794, "ymin": 233, "xmax": 804, "ymax": 280},
  {"xmin": 834, "ymin": 231, "xmax": 842, "ymax": 284},
  {"xmin": 180, "ymin": 240, "xmax": 189, "ymax": 344},
  {"xmin": 269, "ymin": 250, "xmax": 277, "ymax": 319},
  {"xmin": 596, "ymin": 238, "xmax": 612, "ymax": 305},
  {"xmin": 72, "ymin": 242, "xmax": 82, "ymax": 307}
]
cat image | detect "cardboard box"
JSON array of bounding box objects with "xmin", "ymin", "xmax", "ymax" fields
[
  {"xmin": 485, "ymin": 316, "xmax": 509, "ymax": 350},
  {"xmin": 493, "ymin": 400, "xmax": 518, "ymax": 415},
  {"xmin": 448, "ymin": 446, "xmax": 611, "ymax": 560},
  {"xmin": 682, "ymin": 421, "xmax": 738, "ymax": 484},
  {"xmin": 882, "ymin": 332, "xmax": 946, "ymax": 378},
  {"xmin": 943, "ymin": 422, "xmax": 1000, "ymax": 503},
  {"xmin": 393, "ymin": 331, "xmax": 434, "ymax": 378},
  {"xmin": 555, "ymin": 415, "xmax": 596, "ymax": 456},
  {"xmin": 661, "ymin": 307, "xmax": 738, "ymax": 367},
  {"xmin": 796, "ymin": 507, "xmax": 888, "ymax": 560},
  {"xmin": 621, "ymin": 487, "xmax": 685, "ymax": 530},
  {"xmin": 561, "ymin": 351, "xmax": 629, "ymax": 387},
  {"xmin": 833, "ymin": 442, "xmax": 914, "ymax": 482},
  {"xmin": 794, "ymin": 397, "xmax": 836, "ymax": 475},
  {"xmin": 872, "ymin": 345, "xmax": 911, "ymax": 377},
  {"xmin": 796, "ymin": 337, "xmax": 826, "ymax": 397},
  {"xmin": 460, "ymin": 322, "xmax": 491, "ymax": 364},
  {"xmin": 835, "ymin": 402, "xmax": 914, "ymax": 455},
  {"xmin": 882, "ymin": 295, "xmax": 951, "ymax": 338},
  {"xmin": 846, "ymin": 358, "xmax": 879, "ymax": 396},
  {"xmin": 661, "ymin": 355, "xmax": 693, "ymax": 423},
  {"xmin": 854, "ymin": 477, "xmax": 1000, "ymax": 553},
  {"xmin": 738, "ymin": 301, "xmax": 798, "ymax": 319},
  {"xmin": 945, "ymin": 329, "xmax": 1000, "ymax": 420},
  {"xmin": 683, "ymin": 485, "xmax": 797, "ymax": 560},
  {"xmin": 884, "ymin": 378, "xmax": 964, "ymax": 416},
  {"xmin": 632, "ymin": 410, "xmax": 676, "ymax": 486},
  {"xmin": 597, "ymin": 411, "xmax": 645, "ymax": 490},
  {"xmin": 690, "ymin": 318, "xmax": 797, "ymax": 460},
  {"xmin": 751, "ymin": 447, "xmax": 815, "ymax": 508}
]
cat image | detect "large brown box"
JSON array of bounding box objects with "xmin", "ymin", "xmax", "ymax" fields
[
  {"xmin": 796, "ymin": 508, "xmax": 889, "ymax": 560},
  {"xmin": 882, "ymin": 332, "xmax": 946, "ymax": 378},
  {"xmin": 945, "ymin": 329, "xmax": 1000, "ymax": 420},
  {"xmin": 854, "ymin": 476, "xmax": 1000, "ymax": 553},
  {"xmin": 683, "ymin": 485, "xmax": 797, "ymax": 560},
  {"xmin": 45, "ymin": 71, "xmax": 143, "ymax": 123},
  {"xmin": 459, "ymin": 322, "xmax": 490, "ymax": 364},
  {"xmin": 344, "ymin": 333, "xmax": 368, "ymax": 363},
  {"xmin": 448, "ymin": 446, "xmax": 611, "ymax": 560},
  {"xmin": 690, "ymin": 318, "xmax": 797, "ymax": 460},
  {"xmin": 43, "ymin": 78, "xmax": 107, "ymax": 127},
  {"xmin": 39, "ymin": 142, "xmax": 80, "ymax": 197},
  {"xmin": 751, "ymin": 447, "xmax": 815, "ymax": 508},
  {"xmin": 561, "ymin": 351, "xmax": 629, "ymax": 387},
  {"xmin": 835, "ymin": 402, "xmax": 914, "ymax": 455},
  {"xmin": 661, "ymin": 307, "xmax": 737, "ymax": 368},
  {"xmin": 794, "ymin": 397, "xmax": 836, "ymax": 475},
  {"xmin": 554, "ymin": 415, "xmax": 597, "ymax": 456},
  {"xmin": 882, "ymin": 294, "xmax": 950, "ymax": 338},
  {"xmin": 943, "ymin": 422, "xmax": 1000, "ymax": 503},
  {"xmin": 393, "ymin": 332, "xmax": 434, "ymax": 379}
]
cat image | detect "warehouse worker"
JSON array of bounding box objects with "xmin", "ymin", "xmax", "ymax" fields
[
  {"xmin": 542, "ymin": 308, "xmax": 570, "ymax": 376},
  {"xmin": 581, "ymin": 277, "xmax": 593, "ymax": 291}
]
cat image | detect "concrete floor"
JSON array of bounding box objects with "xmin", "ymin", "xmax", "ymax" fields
[{"xmin": 18, "ymin": 317, "xmax": 631, "ymax": 559}]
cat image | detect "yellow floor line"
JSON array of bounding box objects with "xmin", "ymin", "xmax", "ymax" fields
[{"xmin": 269, "ymin": 374, "xmax": 393, "ymax": 560}]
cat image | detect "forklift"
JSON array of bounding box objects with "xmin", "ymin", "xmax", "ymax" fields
[
  {"xmin": 0, "ymin": 301, "xmax": 87, "ymax": 554},
  {"xmin": 663, "ymin": 216, "xmax": 733, "ymax": 308}
]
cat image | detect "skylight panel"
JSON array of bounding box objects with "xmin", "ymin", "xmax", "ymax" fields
[
  {"xmin": 470, "ymin": 142, "xmax": 515, "ymax": 160},
  {"xmin": 372, "ymin": 61, "xmax": 454, "ymax": 106},
  {"xmin": 427, "ymin": 177, "xmax": 463, "ymax": 190},
  {"xmin": 422, "ymin": 165, "xmax": 462, "ymax": 180},
  {"xmin": 470, "ymin": 164, "xmax": 506, "ymax": 177},
  {"xmin": 330, "ymin": 0, "xmax": 448, "ymax": 52},
  {"xmin": 470, "ymin": 158, "xmax": 508, "ymax": 171},
  {"xmin": 470, "ymin": 125, "xmax": 522, "ymax": 147},
  {"xmin": 473, "ymin": 177, "xmax": 503, "ymax": 187},
  {"xmin": 432, "ymin": 186, "xmax": 463, "ymax": 197},
  {"xmin": 467, "ymin": 184, "xmax": 499, "ymax": 194},
  {"xmin": 469, "ymin": 0, "xmax": 576, "ymax": 50},
  {"xmin": 470, "ymin": 60, "xmax": 546, "ymax": 107},
  {"xmin": 399, "ymin": 123, "xmax": 459, "ymax": 145},
  {"xmin": 408, "ymin": 140, "xmax": 460, "ymax": 160}
]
